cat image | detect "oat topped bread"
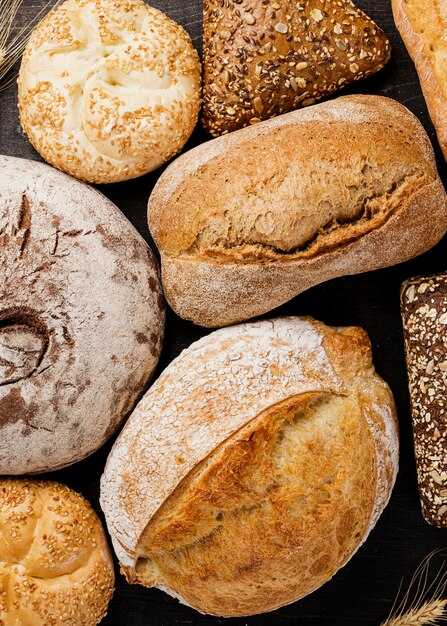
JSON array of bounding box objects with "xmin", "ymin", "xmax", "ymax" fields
[
  {"xmin": 0, "ymin": 479, "xmax": 114, "ymax": 625},
  {"xmin": 401, "ymin": 273, "xmax": 447, "ymax": 528},
  {"xmin": 18, "ymin": 0, "xmax": 201, "ymax": 183},
  {"xmin": 202, "ymin": 0, "xmax": 390, "ymax": 136}
]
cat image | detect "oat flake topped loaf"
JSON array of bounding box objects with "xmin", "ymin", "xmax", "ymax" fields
[
  {"xmin": 202, "ymin": 0, "xmax": 391, "ymax": 135},
  {"xmin": 18, "ymin": 0, "xmax": 201, "ymax": 183}
]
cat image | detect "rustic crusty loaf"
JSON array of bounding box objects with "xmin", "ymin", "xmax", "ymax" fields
[
  {"xmin": 18, "ymin": 0, "xmax": 201, "ymax": 183},
  {"xmin": 101, "ymin": 317, "xmax": 399, "ymax": 617},
  {"xmin": 401, "ymin": 274, "xmax": 447, "ymax": 528},
  {"xmin": 0, "ymin": 479, "xmax": 114, "ymax": 625},
  {"xmin": 148, "ymin": 94, "xmax": 447, "ymax": 328},
  {"xmin": 0, "ymin": 155, "xmax": 164, "ymax": 474},
  {"xmin": 202, "ymin": 0, "xmax": 390, "ymax": 136},
  {"xmin": 392, "ymin": 0, "xmax": 447, "ymax": 160}
]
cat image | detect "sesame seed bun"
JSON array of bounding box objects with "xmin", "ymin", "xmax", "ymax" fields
[
  {"xmin": 0, "ymin": 479, "xmax": 115, "ymax": 625},
  {"xmin": 18, "ymin": 0, "xmax": 201, "ymax": 184}
]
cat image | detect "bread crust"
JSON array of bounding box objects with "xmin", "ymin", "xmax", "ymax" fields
[
  {"xmin": 0, "ymin": 479, "xmax": 114, "ymax": 625},
  {"xmin": 18, "ymin": 0, "xmax": 201, "ymax": 183},
  {"xmin": 392, "ymin": 0, "xmax": 447, "ymax": 156},
  {"xmin": 148, "ymin": 95, "xmax": 447, "ymax": 327},
  {"xmin": 100, "ymin": 317, "xmax": 399, "ymax": 617},
  {"xmin": 0, "ymin": 155, "xmax": 165, "ymax": 474}
]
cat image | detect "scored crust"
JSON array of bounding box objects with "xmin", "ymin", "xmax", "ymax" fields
[
  {"xmin": 100, "ymin": 317, "xmax": 399, "ymax": 617},
  {"xmin": 148, "ymin": 94, "xmax": 447, "ymax": 327},
  {"xmin": 392, "ymin": 0, "xmax": 447, "ymax": 158},
  {"xmin": 18, "ymin": 0, "xmax": 201, "ymax": 183},
  {"xmin": 401, "ymin": 274, "xmax": 447, "ymax": 527},
  {"xmin": 0, "ymin": 479, "xmax": 115, "ymax": 625},
  {"xmin": 0, "ymin": 155, "xmax": 165, "ymax": 474}
]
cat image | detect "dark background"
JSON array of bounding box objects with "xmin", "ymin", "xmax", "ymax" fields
[{"xmin": 1, "ymin": 0, "xmax": 446, "ymax": 624}]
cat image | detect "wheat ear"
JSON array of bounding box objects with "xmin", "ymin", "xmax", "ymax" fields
[
  {"xmin": 382, "ymin": 599, "xmax": 447, "ymax": 625},
  {"xmin": 0, "ymin": 0, "xmax": 62, "ymax": 91},
  {"xmin": 381, "ymin": 551, "xmax": 447, "ymax": 626}
]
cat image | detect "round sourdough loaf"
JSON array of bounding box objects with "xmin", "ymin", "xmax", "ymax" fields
[
  {"xmin": 100, "ymin": 317, "xmax": 399, "ymax": 617},
  {"xmin": 0, "ymin": 155, "xmax": 164, "ymax": 474},
  {"xmin": 18, "ymin": 0, "xmax": 201, "ymax": 183},
  {"xmin": 0, "ymin": 479, "xmax": 114, "ymax": 625},
  {"xmin": 148, "ymin": 94, "xmax": 447, "ymax": 327}
]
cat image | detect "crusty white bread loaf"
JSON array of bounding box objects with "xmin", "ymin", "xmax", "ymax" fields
[
  {"xmin": 392, "ymin": 0, "xmax": 447, "ymax": 160},
  {"xmin": 100, "ymin": 317, "xmax": 399, "ymax": 617},
  {"xmin": 0, "ymin": 155, "xmax": 164, "ymax": 474},
  {"xmin": 0, "ymin": 479, "xmax": 114, "ymax": 625},
  {"xmin": 18, "ymin": 0, "xmax": 201, "ymax": 183},
  {"xmin": 148, "ymin": 95, "xmax": 447, "ymax": 328}
]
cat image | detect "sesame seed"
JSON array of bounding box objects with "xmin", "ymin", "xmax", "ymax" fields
[{"xmin": 274, "ymin": 23, "xmax": 288, "ymax": 34}]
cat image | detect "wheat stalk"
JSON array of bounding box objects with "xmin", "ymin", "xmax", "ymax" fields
[
  {"xmin": 381, "ymin": 551, "xmax": 447, "ymax": 626},
  {"xmin": 0, "ymin": 0, "xmax": 62, "ymax": 91},
  {"xmin": 382, "ymin": 599, "xmax": 447, "ymax": 625}
]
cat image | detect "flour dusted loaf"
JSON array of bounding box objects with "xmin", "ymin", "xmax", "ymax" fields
[
  {"xmin": 203, "ymin": 0, "xmax": 390, "ymax": 136},
  {"xmin": 101, "ymin": 317, "xmax": 399, "ymax": 617},
  {"xmin": 0, "ymin": 479, "xmax": 114, "ymax": 625},
  {"xmin": 393, "ymin": 0, "xmax": 447, "ymax": 161},
  {"xmin": 148, "ymin": 94, "xmax": 447, "ymax": 327},
  {"xmin": 0, "ymin": 155, "xmax": 164, "ymax": 474},
  {"xmin": 18, "ymin": 0, "xmax": 201, "ymax": 183}
]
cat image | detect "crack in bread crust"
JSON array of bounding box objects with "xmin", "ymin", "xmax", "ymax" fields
[
  {"xmin": 181, "ymin": 173, "xmax": 428, "ymax": 263},
  {"xmin": 131, "ymin": 392, "xmax": 378, "ymax": 616},
  {"xmin": 100, "ymin": 317, "xmax": 399, "ymax": 617}
]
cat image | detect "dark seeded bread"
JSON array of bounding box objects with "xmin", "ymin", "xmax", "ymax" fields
[
  {"xmin": 202, "ymin": 0, "xmax": 391, "ymax": 136},
  {"xmin": 401, "ymin": 274, "xmax": 447, "ymax": 527}
]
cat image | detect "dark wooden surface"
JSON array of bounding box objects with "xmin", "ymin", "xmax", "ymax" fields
[{"xmin": 1, "ymin": 1, "xmax": 447, "ymax": 624}]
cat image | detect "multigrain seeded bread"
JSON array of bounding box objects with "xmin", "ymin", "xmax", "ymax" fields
[
  {"xmin": 148, "ymin": 95, "xmax": 447, "ymax": 328},
  {"xmin": 393, "ymin": 0, "xmax": 447, "ymax": 161},
  {"xmin": 18, "ymin": 0, "xmax": 201, "ymax": 183},
  {"xmin": 0, "ymin": 479, "xmax": 114, "ymax": 625},
  {"xmin": 401, "ymin": 274, "xmax": 447, "ymax": 528},
  {"xmin": 202, "ymin": 0, "xmax": 390, "ymax": 136},
  {"xmin": 100, "ymin": 317, "xmax": 399, "ymax": 617},
  {"xmin": 0, "ymin": 155, "xmax": 164, "ymax": 474}
]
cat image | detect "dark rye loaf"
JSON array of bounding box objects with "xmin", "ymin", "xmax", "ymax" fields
[
  {"xmin": 0, "ymin": 156, "xmax": 165, "ymax": 474},
  {"xmin": 401, "ymin": 274, "xmax": 447, "ymax": 527}
]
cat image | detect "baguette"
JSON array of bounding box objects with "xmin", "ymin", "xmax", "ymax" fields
[
  {"xmin": 392, "ymin": 0, "xmax": 447, "ymax": 160},
  {"xmin": 148, "ymin": 95, "xmax": 447, "ymax": 327}
]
